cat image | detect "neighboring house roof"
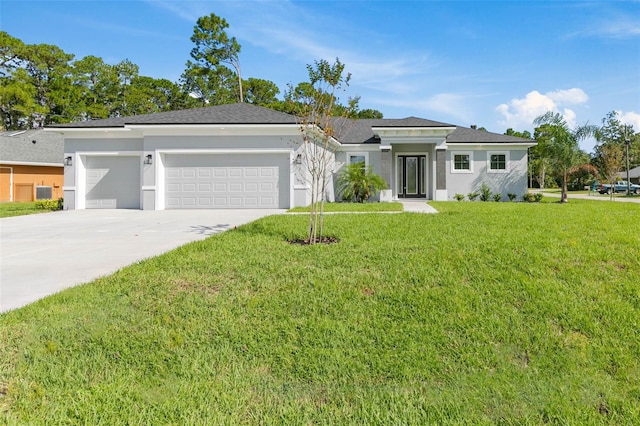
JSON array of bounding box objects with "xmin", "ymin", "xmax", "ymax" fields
[
  {"xmin": 0, "ymin": 129, "xmax": 63, "ymax": 166},
  {"xmin": 47, "ymin": 103, "xmax": 299, "ymax": 128},
  {"xmin": 446, "ymin": 127, "xmax": 533, "ymax": 144},
  {"xmin": 618, "ymin": 166, "xmax": 640, "ymax": 179}
]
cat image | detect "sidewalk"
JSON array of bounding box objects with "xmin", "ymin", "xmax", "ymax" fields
[{"xmin": 540, "ymin": 192, "xmax": 640, "ymax": 203}]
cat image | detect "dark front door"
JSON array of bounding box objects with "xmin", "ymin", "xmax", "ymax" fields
[{"xmin": 397, "ymin": 155, "xmax": 426, "ymax": 198}]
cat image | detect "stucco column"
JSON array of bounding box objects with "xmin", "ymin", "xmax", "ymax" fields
[
  {"xmin": 435, "ymin": 147, "xmax": 448, "ymax": 201},
  {"xmin": 379, "ymin": 145, "xmax": 392, "ymax": 201}
]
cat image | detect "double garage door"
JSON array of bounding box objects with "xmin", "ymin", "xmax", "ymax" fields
[
  {"xmin": 83, "ymin": 154, "xmax": 289, "ymax": 209},
  {"xmin": 164, "ymin": 154, "xmax": 289, "ymax": 209}
]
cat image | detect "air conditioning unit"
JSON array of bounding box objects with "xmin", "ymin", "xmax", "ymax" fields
[{"xmin": 36, "ymin": 186, "xmax": 53, "ymax": 200}]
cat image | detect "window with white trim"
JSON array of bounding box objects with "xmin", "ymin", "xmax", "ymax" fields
[
  {"xmin": 488, "ymin": 151, "xmax": 509, "ymax": 173},
  {"xmin": 347, "ymin": 152, "xmax": 368, "ymax": 166},
  {"xmin": 451, "ymin": 151, "xmax": 473, "ymax": 173}
]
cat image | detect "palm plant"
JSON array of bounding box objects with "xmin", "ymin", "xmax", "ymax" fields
[
  {"xmin": 337, "ymin": 162, "xmax": 387, "ymax": 203},
  {"xmin": 533, "ymin": 112, "xmax": 597, "ymax": 203}
]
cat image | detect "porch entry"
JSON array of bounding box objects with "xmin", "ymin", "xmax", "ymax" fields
[{"xmin": 397, "ymin": 155, "xmax": 426, "ymax": 198}]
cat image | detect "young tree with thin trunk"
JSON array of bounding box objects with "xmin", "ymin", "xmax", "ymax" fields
[
  {"xmin": 600, "ymin": 143, "xmax": 624, "ymax": 200},
  {"xmin": 293, "ymin": 58, "xmax": 358, "ymax": 244}
]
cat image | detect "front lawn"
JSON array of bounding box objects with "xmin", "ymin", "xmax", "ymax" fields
[
  {"xmin": 1, "ymin": 202, "xmax": 639, "ymax": 423},
  {"xmin": 0, "ymin": 202, "xmax": 46, "ymax": 218}
]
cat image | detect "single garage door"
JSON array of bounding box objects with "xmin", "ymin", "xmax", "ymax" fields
[
  {"xmin": 85, "ymin": 156, "xmax": 140, "ymax": 209},
  {"xmin": 165, "ymin": 154, "xmax": 289, "ymax": 209}
]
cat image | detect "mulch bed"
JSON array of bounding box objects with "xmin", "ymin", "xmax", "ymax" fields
[{"xmin": 287, "ymin": 236, "xmax": 340, "ymax": 245}]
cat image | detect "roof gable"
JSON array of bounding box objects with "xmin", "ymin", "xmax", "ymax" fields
[
  {"xmin": 331, "ymin": 116, "xmax": 457, "ymax": 144},
  {"xmin": 447, "ymin": 127, "xmax": 534, "ymax": 144}
]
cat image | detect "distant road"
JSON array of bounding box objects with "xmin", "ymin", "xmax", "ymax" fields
[{"xmin": 539, "ymin": 191, "xmax": 640, "ymax": 203}]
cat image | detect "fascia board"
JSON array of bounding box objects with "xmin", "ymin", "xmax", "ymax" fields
[
  {"xmin": 336, "ymin": 144, "xmax": 381, "ymax": 152},
  {"xmin": 372, "ymin": 126, "xmax": 457, "ymax": 137},
  {"xmin": 447, "ymin": 142, "xmax": 537, "ymax": 149},
  {"xmin": 127, "ymin": 124, "xmax": 300, "ymax": 137},
  {"xmin": 157, "ymin": 148, "xmax": 292, "ymax": 155},
  {"xmin": 299, "ymin": 124, "xmax": 341, "ymax": 149},
  {"xmin": 45, "ymin": 128, "xmax": 138, "ymax": 139},
  {"xmin": 0, "ymin": 160, "xmax": 62, "ymax": 167}
]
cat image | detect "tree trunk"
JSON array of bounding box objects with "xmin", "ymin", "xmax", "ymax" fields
[
  {"xmin": 561, "ymin": 171, "xmax": 568, "ymax": 203},
  {"xmin": 539, "ymin": 164, "xmax": 546, "ymax": 189},
  {"xmin": 237, "ymin": 69, "xmax": 243, "ymax": 103}
]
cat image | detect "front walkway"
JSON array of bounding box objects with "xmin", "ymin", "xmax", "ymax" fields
[{"xmin": 400, "ymin": 200, "xmax": 439, "ymax": 213}]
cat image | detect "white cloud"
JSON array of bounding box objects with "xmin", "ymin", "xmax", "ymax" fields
[
  {"xmin": 375, "ymin": 93, "xmax": 471, "ymax": 122},
  {"xmin": 548, "ymin": 88, "xmax": 589, "ymax": 104},
  {"xmin": 144, "ymin": 0, "xmax": 205, "ymax": 22},
  {"xmin": 565, "ymin": 15, "xmax": 640, "ymax": 39},
  {"xmin": 618, "ymin": 110, "xmax": 640, "ymax": 132},
  {"xmin": 496, "ymin": 88, "xmax": 589, "ymax": 130}
]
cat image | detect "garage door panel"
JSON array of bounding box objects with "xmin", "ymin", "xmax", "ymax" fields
[
  {"xmin": 261, "ymin": 182, "xmax": 275, "ymax": 191},
  {"xmin": 165, "ymin": 154, "xmax": 289, "ymax": 209},
  {"xmin": 229, "ymin": 182, "xmax": 242, "ymax": 192},
  {"xmin": 198, "ymin": 169, "xmax": 211, "ymax": 178},
  {"xmin": 85, "ymin": 156, "xmax": 140, "ymax": 209},
  {"xmin": 245, "ymin": 168, "xmax": 258, "ymax": 177},
  {"xmin": 166, "ymin": 169, "xmax": 181, "ymax": 178}
]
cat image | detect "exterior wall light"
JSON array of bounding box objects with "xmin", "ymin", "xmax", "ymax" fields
[
  {"xmin": 64, "ymin": 156, "xmax": 72, "ymax": 166},
  {"xmin": 295, "ymin": 153, "xmax": 302, "ymax": 165},
  {"xmin": 144, "ymin": 154, "xmax": 153, "ymax": 165}
]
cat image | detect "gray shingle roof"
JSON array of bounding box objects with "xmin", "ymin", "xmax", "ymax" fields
[
  {"xmin": 44, "ymin": 102, "xmax": 534, "ymax": 146},
  {"xmin": 0, "ymin": 129, "xmax": 64, "ymax": 165},
  {"xmin": 331, "ymin": 116, "xmax": 457, "ymax": 144},
  {"xmin": 47, "ymin": 103, "xmax": 298, "ymax": 128},
  {"xmin": 368, "ymin": 117, "xmax": 456, "ymax": 128},
  {"xmin": 447, "ymin": 127, "xmax": 534, "ymax": 144}
]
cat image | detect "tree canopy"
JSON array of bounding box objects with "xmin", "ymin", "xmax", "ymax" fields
[
  {"xmin": 592, "ymin": 111, "xmax": 639, "ymax": 172},
  {"xmin": 0, "ymin": 31, "xmax": 197, "ymax": 129},
  {"xmin": 1, "ymin": 13, "xmax": 382, "ymax": 131}
]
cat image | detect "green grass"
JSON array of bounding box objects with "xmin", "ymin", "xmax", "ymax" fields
[
  {"xmin": 0, "ymin": 202, "xmax": 47, "ymax": 218},
  {"xmin": 1, "ymin": 201, "xmax": 639, "ymax": 424},
  {"xmin": 288, "ymin": 201, "xmax": 403, "ymax": 212}
]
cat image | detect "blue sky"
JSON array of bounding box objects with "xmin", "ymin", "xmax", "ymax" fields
[{"xmin": 2, "ymin": 0, "xmax": 639, "ymax": 152}]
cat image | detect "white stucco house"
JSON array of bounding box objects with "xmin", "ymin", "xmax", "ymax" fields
[{"xmin": 46, "ymin": 103, "xmax": 536, "ymax": 210}]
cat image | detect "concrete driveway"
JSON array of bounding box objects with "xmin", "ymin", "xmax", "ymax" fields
[{"xmin": 0, "ymin": 208, "xmax": 283, "ymax": 313}]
